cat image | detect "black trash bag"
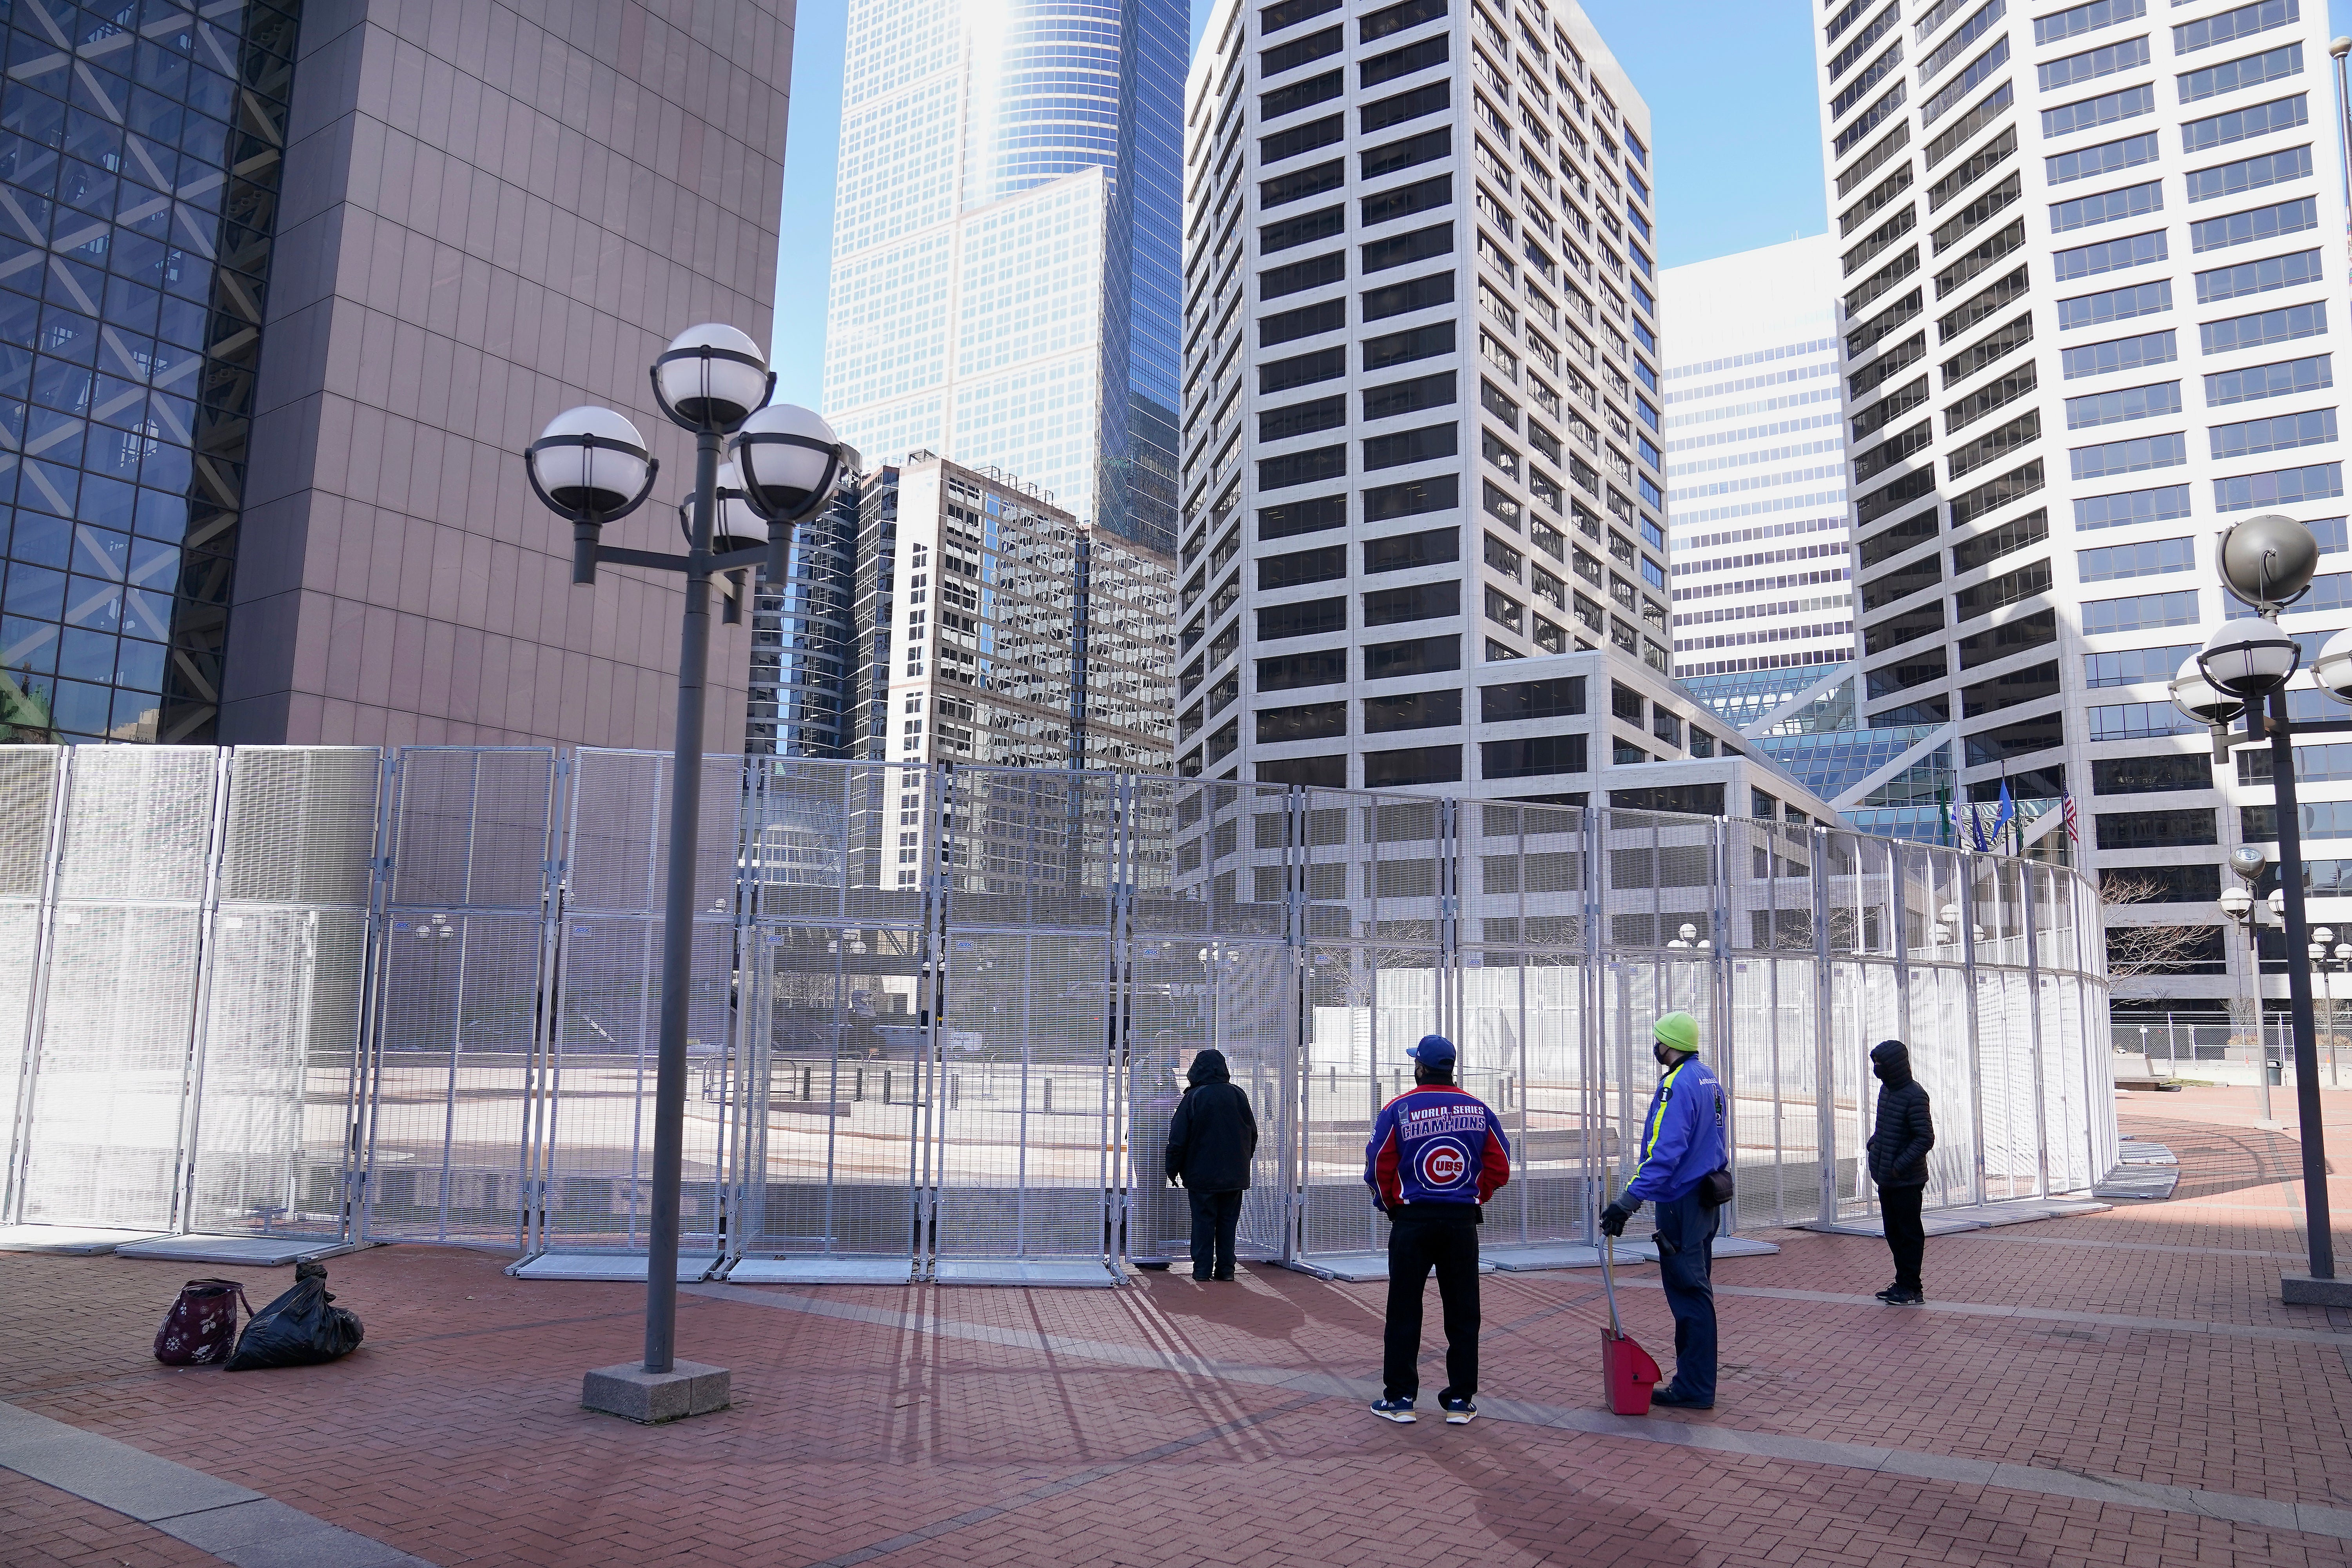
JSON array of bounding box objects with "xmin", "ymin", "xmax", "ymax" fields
[{"xmin": 223, "ymin": 1259, "xmax": 364, "ymax": 1371}]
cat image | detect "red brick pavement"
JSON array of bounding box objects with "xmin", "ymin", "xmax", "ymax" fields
[{"xmin": 1, "ymin": 1088, "xmax": 2348, "ymax": 1567}]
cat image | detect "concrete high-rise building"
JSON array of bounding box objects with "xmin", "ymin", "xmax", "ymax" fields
[
  {"xmin": 881, "ymin": 452, "xmax": 1175, "ymax": 782},
  {"xmin": 818, "ymin": 0, "xmax": 1187, "ymax": 553},
  {"xmin": 1660, "ymin": 235, "xmax": 1853, "ymax": 686},
  {"xmin": 0, "ymin": 2, "xmax": 797, "ymax": 750},
  {"xmin": 1176, "ymin": 0, "xmax": 1698, "ymax": 801},
  {"xmin": 746, "ymin": 472, "xmax": 860, "ymax": 758},
  {"xmin": 1813, "ymin": 0, "xmax": 2352, "ymax": 1011}
]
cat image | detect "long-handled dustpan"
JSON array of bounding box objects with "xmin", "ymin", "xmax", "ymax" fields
[{"xmin": 1599, "ymin": 1205, "xmax": 1661, "ymax": 1416}]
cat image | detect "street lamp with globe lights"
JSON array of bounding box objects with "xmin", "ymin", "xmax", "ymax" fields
[
  {"xmin": 2169, "ymin": 513, "xmax": 2348, "ymax": 1302},
  {"xmin": 524, "ymin": 325, "xmax": 848, "ymax": 1417}
]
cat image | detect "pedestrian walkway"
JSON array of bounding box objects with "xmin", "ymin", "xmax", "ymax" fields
[{"xmin": 2, "ymin": 1087, "xmax": 2347, "ymax": 1568}]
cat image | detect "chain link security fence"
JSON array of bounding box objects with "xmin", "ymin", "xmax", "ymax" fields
[{"xmin": 0, "ymin": 748, "xmax": 2115, "ymax": 1281}]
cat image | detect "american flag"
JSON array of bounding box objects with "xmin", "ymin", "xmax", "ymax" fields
[{"xmin": 2062, "ymin": 790, "xmax": 2080, "ymax": 844}]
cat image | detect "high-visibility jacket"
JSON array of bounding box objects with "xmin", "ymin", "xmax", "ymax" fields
[{"xmin": 1623, "ymin": 1057, "xmax": 1727, "ymax": 1205}]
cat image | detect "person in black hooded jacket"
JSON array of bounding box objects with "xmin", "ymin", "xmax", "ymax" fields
[
  {"xmin": 1165, "ymin": 1049, "xmax": 1258, "ymax": 1281},
  {"xmin": 1866, "ymin": 1038, "xmax": 1935, "ymax": 1304}
]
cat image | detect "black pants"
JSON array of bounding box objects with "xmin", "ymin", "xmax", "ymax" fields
[
  {"xmin": 1382, "ymin": 1216, "xmax": 1480, "ymax": 1402},
  {"xmin": 1187, "ymin": 1188, "xmax": 1243, "ymax": 1278},
  {"xmin": 1655, "ymin": 1191, "xmax": 1719, "ymax": 1404},
  {"xmin": 1880, "ymin": 1183, "xmax": 1925, "ymax": 1291}
]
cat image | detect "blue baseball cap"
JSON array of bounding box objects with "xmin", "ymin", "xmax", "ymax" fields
[{"xmin": 1408, "ymin": 1033, "xmax": 1456, "ymax": 1065}]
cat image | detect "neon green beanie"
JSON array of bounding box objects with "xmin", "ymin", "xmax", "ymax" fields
[{"xmin": 1653, "ymin": 1011, "xmax": 1700, "ymax": 1053}]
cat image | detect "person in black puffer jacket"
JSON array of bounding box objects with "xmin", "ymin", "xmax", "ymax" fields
[
  {"xmin": 1165, "ymin": 1049, "xmax": 1258, "ymax": 1281},
  {"xmin": 1866, "ymin": 1038, "xmax": 1935, "ymax": 1304}
]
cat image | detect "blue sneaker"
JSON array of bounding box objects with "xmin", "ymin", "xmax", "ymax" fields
[
  {"xmin": 1369, "ymin": 1396, "xmax": 1416, "ymax": 1423},
  {"xmin": 1441, "ymin": 1395, "xmax": 1477, "ymax": 1425}
]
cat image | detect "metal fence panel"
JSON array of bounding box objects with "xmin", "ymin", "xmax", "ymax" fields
[
  {"xmin": 180, "ymin": 748, "xmax": 382, "ymax": 1239},
  {"xmin": 738, "ymin": 922, "xmax": 928, "ymax": 1263},
  {"xmin": 1124, "ymin": 936, "xmax": 1294, "ymax": 1265},
  {"xmin": 0, "ymin": 747, "xmax": 64, "ymax": 1223},
  {"xmin": 13, "ymin": 748, "xmax": 221, "ymax": 1229},
  {"xmin": 185, "ymin": 906, "xmax": 371, "ymax": 1235},
  {"xmin": 16, "ymin": 902, "xmax": 206, "ymax": 1227},
  {"xmin": 1299, "ymin": 943, "xmax": 1440, "ymax": 1259},
  {"xmin": 931, "ymin": 930, "xmax": 1116, "ymax": 1266},
  {"xmin": 363, "ymin": 747, "xmax": 557, "ymax": 1243}
]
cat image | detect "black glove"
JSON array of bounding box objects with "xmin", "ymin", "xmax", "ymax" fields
[{"xmin": 1599, "ymin": 1200, "xmax": 1632, "ymax": 1237}]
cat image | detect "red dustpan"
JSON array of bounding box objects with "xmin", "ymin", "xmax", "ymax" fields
[{"xmin": 1599, "ymin": 1225, "xmax": 1661, "ymax": 1415}]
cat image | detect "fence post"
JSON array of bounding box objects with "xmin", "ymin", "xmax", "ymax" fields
[
  {"xmin": 2022, "ymin": 864, "xmax": 2051, "ymax": 1200},
  {"xmin": 1812, "ymin": 824, "xmax": 1837, "ymax": 1226},
  {"xmin": 1959, "ymin": 851, "xmax": 1988, "ymax": 1207}
]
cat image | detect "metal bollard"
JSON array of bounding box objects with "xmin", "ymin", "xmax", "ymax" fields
[
  {"xmin": 854, "ymin": 1067, "xmax": 865, "ymax": 1102},
  {"xmin": 1043, "ymin": 1077, "xmax": 1055, "ymax": 1114},
  {"xmin": 883, "ymin": 1069, "xmax": 893, "ymax": 1104},
  {"xmin": 950, "ymin": 1074, "xmax": 960, "ymax": 1110},
  {"xmin": 800, "ymin": 1066, "xmax": 812, "ymax": 1101}
]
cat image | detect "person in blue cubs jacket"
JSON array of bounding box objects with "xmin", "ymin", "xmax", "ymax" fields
[
  {"xmin": 1600, "ymin": 1009, "xmax": 1730, "ymax": 1409},
  {"xmin": 1363, "ymin": 1034, "xmax": 1510, "ymax": 1425}
]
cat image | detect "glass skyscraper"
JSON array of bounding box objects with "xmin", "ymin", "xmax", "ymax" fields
[
  {"xmin": 0, "ymin": 0, "xmax": 298, "ymax": 744},
  {"xmin": 821, "ymin": 0, "xmax": 1187, "ymax": 553}
]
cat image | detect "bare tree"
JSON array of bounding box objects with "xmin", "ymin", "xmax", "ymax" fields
[{"xmin": 2099, "ymin": 871, "xmax": 2219, "ymax": 978}]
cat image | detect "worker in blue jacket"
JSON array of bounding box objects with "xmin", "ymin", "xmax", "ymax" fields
[{"xmin": 1600, "ymin": 1010, "xmax": 1730, "ymax": 1409}]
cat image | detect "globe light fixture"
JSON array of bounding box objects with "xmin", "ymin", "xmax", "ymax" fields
[
  {"xmin": 2314, "ymin": 627, "xmax": 2352, "ymax": 706},
  {"xmin": 730, "ymin": 403, "xmax": 849, "ymax": 580},
  {"xmin": 2198, "ymin": 619, "xmax": 2302, "ymax": 702},
  {"xmin": 2220, "ymin": 883, "xmax": 2252, "ymax": 922},
  {"xmin": 2169, "ymin": 655, "xmax": 2243, "ymax": 730},
  {"xmin": 524, "ymin": 407, "xmax": 659, "ymax": 584},
  {"xmin": 650, "ymin": 322, "xmax": 771, "ymax": 433}
]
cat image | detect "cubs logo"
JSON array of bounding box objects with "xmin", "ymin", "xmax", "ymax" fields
[{"xmin": 1419, "ymin": 1139, "xmax": 1469, "ymax": 1189}]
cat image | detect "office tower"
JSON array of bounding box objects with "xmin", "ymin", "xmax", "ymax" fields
[
  {"xmin": 1661, "ymin": 235, "xmax": 1853, "ymax": 687},
  {"xmin": 819, "ymin": 0, "xmax": 1187, "ymax": 552},
  {"xmin": 0, "ymin": 4, "xmax": 795, "ymax": 749},
  {"xmin": 1815, "ymin": 0, "xmax": 2352, "ymax": 1011},
  {"xmin": 235, "ymin": 5, "xmax": 787, "ymax": 747},
  {"xmin": 0, "ymin": 2, "xmax": 306, "ymax": 745},
  {"xmin": 747, "ymin": 473, "xmax": 860, "ymax": 758},
  {"xmin": 1176, "ymin": 0, "xmax": 1682, "ymax": 800},
  {"xmin": 1659, "ymin": 235, "xmax": 1960, "ymax": 831},
  {"xmin": 882, "ymin": 452, "xmax": 1175, "ymax": 788}
]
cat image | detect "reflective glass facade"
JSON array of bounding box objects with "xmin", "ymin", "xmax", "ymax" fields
[
  {"xmin": 824, "ymin": 0, "xmax": 1184, "ymax": 552},
  {"xmin": 0, "ymin": 0, "xmax": 296, "ymax": 744}
]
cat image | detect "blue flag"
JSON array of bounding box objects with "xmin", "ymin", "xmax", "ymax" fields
[
  {"xmin": 1993, "ymin": 777, "xmax": 2015, "ymax": 850},
  {"xmin": 1967, "ymin": 802, "xmax": 1989, "ymax": 853}
]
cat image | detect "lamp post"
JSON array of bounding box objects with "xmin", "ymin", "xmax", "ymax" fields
[
  {"xmin": 2334, "ymin": 942, "xmax": 2351, "ymax": 1087},
  {"xmin": 2217, "ymin": 877, "xmax": 2272, "ymax": 1125},
  {"xmin": 2333, "ymin": 39, "xmax": 2352, "ymax": 283},
  {"xmin": 526, "ymin": 325, "xmax": 847, "ymax": 1418},
  {"xmin": 2310, "ymin": 927, "xmax": 2336, "ymax": 1093},
  {"xmin": 2169, "ymin": 513, "xmax": 2346, "ymax": 1304}
]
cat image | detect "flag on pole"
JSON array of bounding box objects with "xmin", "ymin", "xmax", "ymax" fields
[
  {"xmin": 1992, "ymin": 776, "xmax": 2016, "ymax": 852},
  {"xmin": 1967, "ymin": 801, "xmax": 1990, "ymax": 853},
  {"xmin": 2062, "ymin": 790, "xmax": 2080, "ymax": 844}
]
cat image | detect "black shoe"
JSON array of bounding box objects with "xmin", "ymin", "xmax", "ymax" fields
[
  {"xmin": 1191, "ymin": 1270, "xmax": 1212, "ymax": 1281},
  {"xmin": 1650, "ymin": 1387, "xmax": 1713, "ymax": 1410},
  {"xmin": 1212, "ymin": 1270, "xmax": 1234, "ymax": 1281},
  {"xmin": 1876, "ymin": 1285, "xmax": 1924, "ymax": 1305}
]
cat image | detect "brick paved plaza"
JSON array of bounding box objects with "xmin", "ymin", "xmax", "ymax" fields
[{"xmin": 3, "ymin": 1086, "xmax": 2348, "ymax": 1568}]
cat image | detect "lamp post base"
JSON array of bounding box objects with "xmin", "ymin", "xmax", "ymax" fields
[
  {"xmin": 2282, "ymin": 1273, "xmax": 2352, "ymax": 1307},
  {"xmin": 582, "ymin": 1360, "xmax": 732, "ymax": 1423}
]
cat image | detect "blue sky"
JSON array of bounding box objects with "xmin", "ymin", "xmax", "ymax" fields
[{"xmin": 769, "ymin": 0, "xmax": 2352, "ymax": 412}]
